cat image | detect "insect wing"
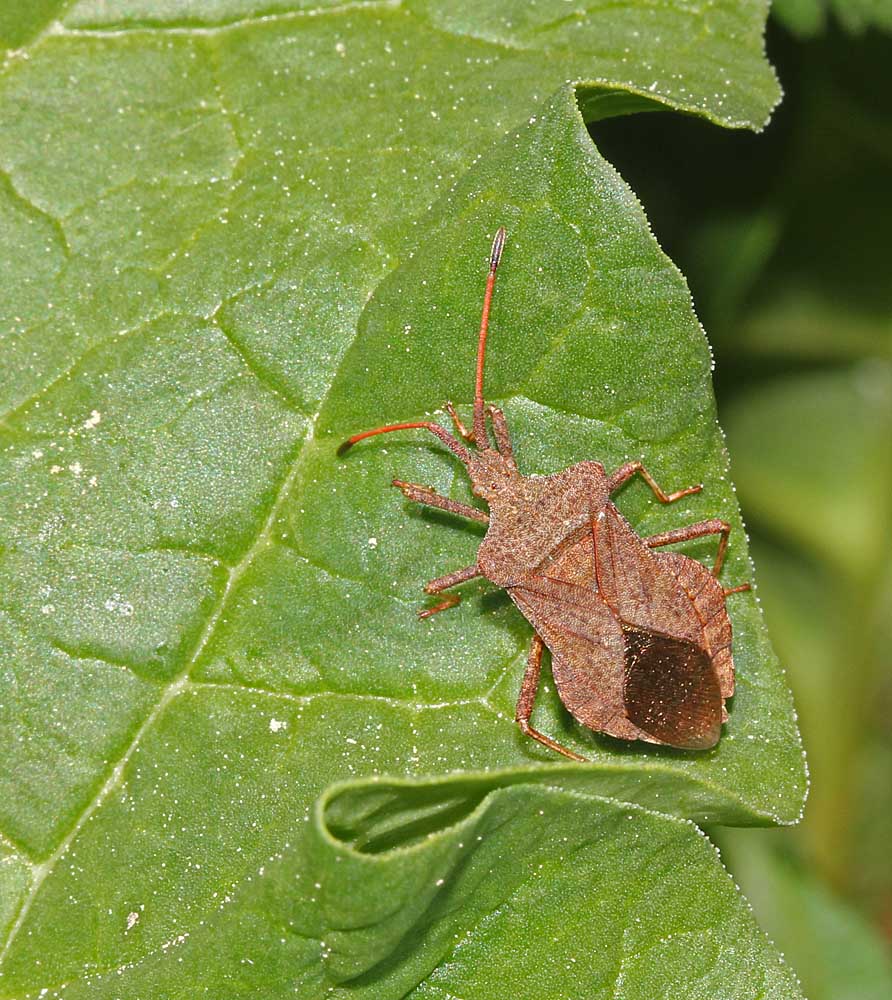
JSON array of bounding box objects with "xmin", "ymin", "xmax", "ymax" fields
[
  {"xmin": 590, "ymin": 505, "xmax": 724, "ymax": 746},
  {"xmin": 622, "ymin": 625, "xmax": 722, "ymax": 749},
  {"xmin": 594, "ymin": 504, "xmax": 704, "ymax": 642},
  {"xmin": 653, "ymin": 550, "xmax": 734, "ymax": 701},
  {"xmin": 511, "ymin": 578, "xmax": 642, "ymax": 743}
]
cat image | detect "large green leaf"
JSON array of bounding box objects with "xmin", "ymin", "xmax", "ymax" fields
[{"xmin": 0, "ymin": 1, "xmax": 805, "ymax": 995}]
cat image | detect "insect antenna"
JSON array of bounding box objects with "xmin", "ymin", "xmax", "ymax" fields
[
  {"xmin": 336, "ymin": 420, "xmax": 471, "ymax": 464},
  {"xmin": 337, "ymin": 227, "xmax": 507, "ymax": 464},
  {"xmin": 472, "ymin": 226, "xmax": 507, "ymax": 448}
]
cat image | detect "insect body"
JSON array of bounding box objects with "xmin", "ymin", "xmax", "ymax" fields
[{"xmin": 338, "ymin": 228, "xmax": 748, "ymax": 759}]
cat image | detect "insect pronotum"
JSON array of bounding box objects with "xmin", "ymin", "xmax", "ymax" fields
[{"xmin": 338, "ymin": 228, "xmax": 749, "ymax": 759}]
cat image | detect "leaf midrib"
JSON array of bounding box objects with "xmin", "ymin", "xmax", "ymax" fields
[{"xmin": 0, "ymin": 409, "xmax": 313, "ymax": 960}]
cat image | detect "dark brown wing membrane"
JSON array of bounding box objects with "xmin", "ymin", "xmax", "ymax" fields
[
  {"xmin": 653, "ymin": 551, "xmax": 734, "ymax": 700},
  {"xmin": 621, "ymin": 625, "xmax": 722, "ymax": 749}
]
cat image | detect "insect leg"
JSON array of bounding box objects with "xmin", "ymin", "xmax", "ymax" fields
[
  {"xmin": 419, "ymin": 564, "xmax": 482, "ymax": 619},
  {"xmin": 486, "ymin": 404, "xmax": 517, "ymax": 469},
  {"xmin": 392, "ymin": 480, "xmax": 489, "ymax": 524},
  {"xmin": 642, "ymin": 518, "xmax": 734, "ymax": 576},
  {"xmin": 607, "ymin": 461, "xmax": 702, "ymax": 503},
  {"xmin": 444, "ymin": 402, "xmax": 475, "ymax": 442},
  {"xmin": 515, "ymin": 634, "xmax": 586, "ymax": 762}
]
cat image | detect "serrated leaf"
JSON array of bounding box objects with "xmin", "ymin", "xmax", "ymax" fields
[
  {"xmin": 310, "ymin": 780, "xmax": 801, "ymax": 998},
  {"xmin": 0, "ymin": 1, "xmax": 804, "ymax": 996}
]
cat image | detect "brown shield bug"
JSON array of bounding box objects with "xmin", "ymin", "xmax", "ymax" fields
[{"xmin": 338, "ymin": 228, "xmax": 750, "ymax": 759}]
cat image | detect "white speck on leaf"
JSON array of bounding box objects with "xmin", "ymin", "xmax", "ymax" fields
[{"xmin": 104, "ymin": 594, "xmax": 134, "ymax": 617}]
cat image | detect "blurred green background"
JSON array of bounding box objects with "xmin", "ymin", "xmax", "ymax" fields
[{"xmin": 593, "ymin": 8, "xmax": 892, "ymax": 999}]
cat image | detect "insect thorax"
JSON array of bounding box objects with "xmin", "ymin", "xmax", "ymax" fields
[{"xmin": 476, "ymin": 461, "xmax": 610, "ymax": 587}]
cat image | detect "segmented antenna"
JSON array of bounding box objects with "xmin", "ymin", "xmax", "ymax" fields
[
  {"xmin": 336, "ymin": 227, "xmax": 507, "ymax": 462},
  {"xmin": 472, "ymin": 226, "xmax": 507, "ymax": 447}
]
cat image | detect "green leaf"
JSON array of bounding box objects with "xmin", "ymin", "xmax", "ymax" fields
[
  {"xmin": 0, "ymin": 1, "xmax": 804, "ymax": 995},
  {"xmin": 311, "ymin": 780, "xmax": 801, "ymax": 998}
]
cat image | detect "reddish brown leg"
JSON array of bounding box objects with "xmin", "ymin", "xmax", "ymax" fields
[
  {"xmin": 608, "ymin": 461, "xmax": 702, "ymax": 503},
  {"xmin": 419, "ymin": 564, "xmax": 481, "ymax": 619},
  {"xmin": 723, "ymin": 582, "xmax": 751, "ymax": 596},
  {"xmin": 642, "ymin": 518, "xmax": 735, "ymax": 577},
  {"xmin": 393, "ymin": 480, "xmax": 489, "ymax": 524},
  {"xmin": 515, "ymin": 634, "xmax": 586, "ymax": 761},
  {"xmin": 486, "ymin": 404, "xmax": 517, "ymax": 469},
  {"xmin": 444, "ymin": 402, "xmax": 475, "ymax": 442}
]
